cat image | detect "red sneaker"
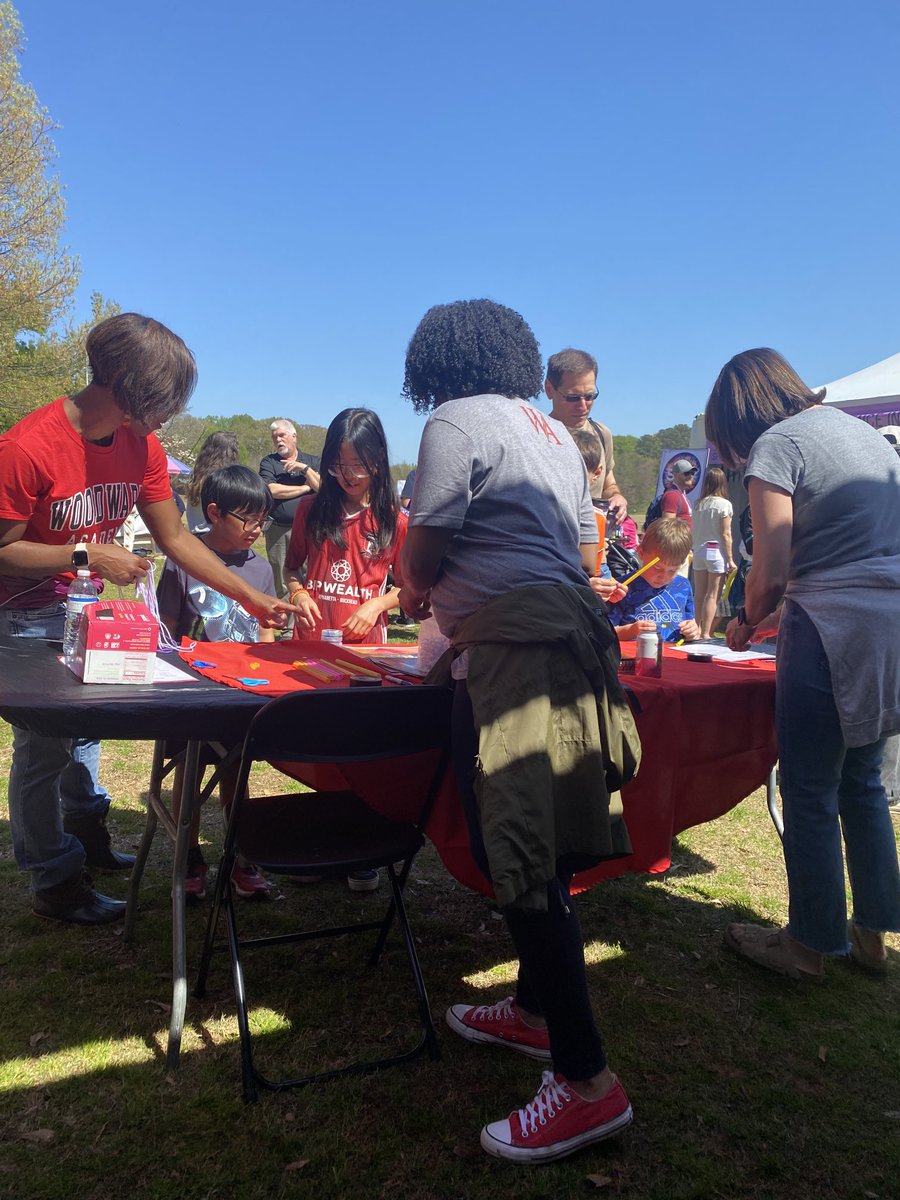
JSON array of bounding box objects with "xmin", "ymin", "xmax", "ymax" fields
[
  {"xmin": 185, "ymin": 849, "xmax": 208, "ymax": 901},
  {"xmin": 481, "ymin": 1071, "xmax": 633, "ymax": 1164},
  {"xmin": 445, "ymin": 996, "xmax": 551, "ymax": 1061},
  {"xmin": 231, "ymin": 861, "xmax": 271, "ymax": 899}
]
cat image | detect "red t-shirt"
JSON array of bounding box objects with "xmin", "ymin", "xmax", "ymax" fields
[
  {"xmin": 285, "ymin": 498, "xmax": 407, "ymax": 644},
  {"xmin": 0, "ymin": 397, "xmax": 172, "ymax": 607},
  {"xmin": 660, "ymin": 487, "xmax": 693, "ymax": 528}
]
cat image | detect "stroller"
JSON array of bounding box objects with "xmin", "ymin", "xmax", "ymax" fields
[{"xmin": 605, "ymin": 535, "xmax": 642, "ymax": 583}]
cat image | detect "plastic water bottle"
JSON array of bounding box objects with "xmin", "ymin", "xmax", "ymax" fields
[{"xmin": 63, "ymin": 568, "xmax": 98, "ymax": 663}]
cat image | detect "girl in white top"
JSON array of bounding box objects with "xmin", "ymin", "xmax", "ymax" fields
[{"xmin": 691, "ymin": 466, "xmax": 735, "ymax": 639}]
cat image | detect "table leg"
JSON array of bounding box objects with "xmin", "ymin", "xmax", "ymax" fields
[
  {"xmin": 125, "ymin": 739, "xmax": 166, "ymax": 942},
  {"xmin": 766, "ymin": 766, "xmax": 783, "ymax": 840},
  {"xmin": 166, "ymin": 739, "xmax": 202, "ymax": 1070}
]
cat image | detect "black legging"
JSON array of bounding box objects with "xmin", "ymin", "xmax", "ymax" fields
[{"xmin": 451, "ymin": 679, "xmax": 606, "ymax": 1081}]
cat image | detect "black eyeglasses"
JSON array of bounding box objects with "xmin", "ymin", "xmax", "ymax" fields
[
  {"xmin": 561, "ymin": 390, "xmax": 599, "ymax": 403},
  {"xmin": 222, "ymin": 511, "xmax": 273, "ymax": 533}
]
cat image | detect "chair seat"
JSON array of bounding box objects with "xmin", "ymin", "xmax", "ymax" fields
[{"xmin": 236, "ymin": 790, "xmax": 423, "ymax": 874}]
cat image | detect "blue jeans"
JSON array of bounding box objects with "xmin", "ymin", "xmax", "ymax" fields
[
  {"xmin": 777, "ymin": 603, "xmax": 900, "ymax": 954},
  {"xmin": 1, "ymin": 602, "xmax": 111, "ymax": 890}
]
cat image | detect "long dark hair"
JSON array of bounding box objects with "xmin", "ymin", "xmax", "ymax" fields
[{"xmin": 306, "ymin": 409, "xmax": 397, "ymax": 554}]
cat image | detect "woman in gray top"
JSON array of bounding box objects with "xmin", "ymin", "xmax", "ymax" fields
[{"xmin": 705, "ymin": 347, "xmax": 900, "ymax": 980}]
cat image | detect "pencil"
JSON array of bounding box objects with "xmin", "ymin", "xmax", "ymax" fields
[
  {"xmin": 333, "ymin": 657, "xmax": 382, "ymax": 678},
  {"xmin": 620, "ymin": 556, "xmax": 660, "ymax": 587}
]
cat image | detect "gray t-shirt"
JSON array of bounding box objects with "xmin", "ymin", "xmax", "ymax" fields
[
  {"xmin": 410, "ymin": 394, "xmax": 597, "ymax": 636},
  {"xmin": 745, "ymin": 405, "xmax": 900, "ymax": 579}
]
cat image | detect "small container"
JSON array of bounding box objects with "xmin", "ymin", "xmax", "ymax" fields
[
  {"xmin": 636, "ymin": 628, "xmax": 661, "ymax": 678},
  {"xmin": 320, "ymin": 629, "xmax": 343, "ymax": 646},
  {"xmin": 348, "ymin": 673, "xmax": 382, "ymax": 687}
]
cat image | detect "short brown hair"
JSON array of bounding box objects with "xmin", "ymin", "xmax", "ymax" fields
[
  {"xmin": 641, "ymin": 517, "xmax": 692, "ymax": 564},
  {"xmin": 87, "ymin": 313, "xmax": 197, "ymax": 425},
  {"xmin": 546, "ymin": 348, "xmax": 598, "ymax": 388},
  {"xmin": 570, "ymin": 428, "xmax": 602, "ymax": 475},
  {"xmin": 704, "ymin": 348, "xmax": 823, "ymax": 468}
]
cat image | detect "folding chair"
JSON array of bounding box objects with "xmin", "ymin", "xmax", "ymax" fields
[{"xmin": 194, "ymin": 684, "xmax": 453, "ymax": 1102}]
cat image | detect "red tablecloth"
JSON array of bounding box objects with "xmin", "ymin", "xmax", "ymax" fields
[{"xmin": 177, "ymin": 640, "xmax": 777, "ymax": 897}]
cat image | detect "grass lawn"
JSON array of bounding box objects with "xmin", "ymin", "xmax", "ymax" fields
[{"xmin": 1, "ymin": 624, "xmax": 898, "ymax": 1200}]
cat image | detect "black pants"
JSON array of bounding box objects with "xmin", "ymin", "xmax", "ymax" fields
[{"xmin": 451, "ymin": 679, "xmax": 607, "ymax": 1081}]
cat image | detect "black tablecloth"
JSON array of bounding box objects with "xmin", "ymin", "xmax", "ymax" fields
[{"xmin": 0, "ymin": 637, "xmax": 263, "ymax": 742}]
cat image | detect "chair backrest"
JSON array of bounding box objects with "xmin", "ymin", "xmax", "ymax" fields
[{"xmin": 240, "ymin": 684, "xmax": 453, "ymax": 767}]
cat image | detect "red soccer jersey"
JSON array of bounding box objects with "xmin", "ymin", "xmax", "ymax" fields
[
  {"xmin": 0, "ymin": 397, "xmax": 171, "ymax": 607},
  {"xmin": 285, "ymin": 498, "xmax": 407, "ymax": 644}
]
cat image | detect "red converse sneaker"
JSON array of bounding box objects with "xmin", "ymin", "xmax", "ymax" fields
[
  {"xmin": 445, "ymin": 996, "xmax": 551, "ymax": 1061},
  {"xmin": 480, "ymin": 1071, "xmax": 633, "ymax": 1164}
]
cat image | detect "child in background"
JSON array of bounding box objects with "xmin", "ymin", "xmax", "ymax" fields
[
  {"xmin": 285, "ymin": 408, "xmax": 407, "ymax": 892},
  {"xmin": 285, "ymin": 408, "xmax": 407, "ymax": 646},
  {"xmin": 602, "ymin": 518, "xmax": 701, "ymax": 643},
  {"xmin": 157, "ymin": 465, "xmax": 277, "ymax": 899},
  {"xmin": 571, "ymin": 427, "xmax": 618, "ymax": 592}
]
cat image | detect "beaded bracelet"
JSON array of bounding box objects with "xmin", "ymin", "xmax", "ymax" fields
[{"xmin": 289, "ymin": 588, "xmax": 308, "ymax": 604}]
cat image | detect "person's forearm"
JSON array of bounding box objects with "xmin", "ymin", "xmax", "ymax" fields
[
  {"xmin": 267, "ymin": 482, "xmax": 312, "ymax": 500},
  {"xmin": 744, "ymin": 572, "xmax": 785, "ymax": 626},
  {"xmin": 157, "ymin": 525, "xmax": 263, "ymax": 607},
  {"xmin": 0, "ymin": 536, "xmax": 78, "ymax": 578},
  {"xmin": 601, "ymin": 471, "xmax": 620, "ymax": 500}
]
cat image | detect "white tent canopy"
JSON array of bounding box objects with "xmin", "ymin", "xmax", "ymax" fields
[{"xmin": 818, "ymin": 353, "xmax": 900, "ymax": 425}]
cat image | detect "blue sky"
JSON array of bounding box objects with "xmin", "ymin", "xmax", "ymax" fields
[{"xmin": 14, "ymin": 0, "xmax": 900, "ymax": 462}]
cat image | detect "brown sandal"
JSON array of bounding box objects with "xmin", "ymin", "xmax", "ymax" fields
[
  {"xmin": 724, "ymin": 923, "xmax": 825, "ymax": 981},
  {"xmin": 847, "ymin": 920, "xmax": 888, "ymax": 976}
]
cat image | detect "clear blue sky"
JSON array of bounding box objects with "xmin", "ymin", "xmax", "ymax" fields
[{"xmin": 14, "ymin": 0, "xmax": 900, "ymax": 463}]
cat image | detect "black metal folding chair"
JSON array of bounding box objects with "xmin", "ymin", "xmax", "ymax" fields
[{"xmin": 194, "ymin": 684, "xmax": 453, "ymax": 1102}]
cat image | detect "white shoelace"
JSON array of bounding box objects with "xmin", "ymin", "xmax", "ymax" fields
[
  {"xmin": 472, "ymin": 997, "xmax": 516, "ymax": 1023},
  {"xmin": 517, "ymin": 1071, "xmax": 571, "ymax": 1137}
]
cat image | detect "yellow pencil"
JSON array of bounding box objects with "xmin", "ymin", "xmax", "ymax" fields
[
  {"xmin": 620, "ymin": 556, "xmax": 660, "ymax": 587},
  {"xmin": 333, "ymin": 657, "xmax": 382, "ymax": 678}
]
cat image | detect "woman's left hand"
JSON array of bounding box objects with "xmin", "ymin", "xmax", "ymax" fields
[{"xmin": 342, "ymin": 598, "xmax": 383, "ymax": 640}]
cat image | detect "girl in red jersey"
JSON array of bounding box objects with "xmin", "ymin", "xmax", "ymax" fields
[{"xmin": 285, "ymin": 409, "xmax": 407, "ymax": 644}]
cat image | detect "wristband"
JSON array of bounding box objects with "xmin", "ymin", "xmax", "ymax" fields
[
  {"xmin": 736, "ymin": 606, "xmax": 755, "ymax": 627},
  {"xmin": 289, "ymin": 588, "xmax": 308, "ymax": 604}
]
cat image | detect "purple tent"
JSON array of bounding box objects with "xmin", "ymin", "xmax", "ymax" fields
[{"xmin": 166, "ymin": 454, "xmax": 191, "ymax": 474}]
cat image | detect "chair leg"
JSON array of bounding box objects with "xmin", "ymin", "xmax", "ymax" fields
[
  {"xmin": 223, "ymin": 885, "xmax": 258, "ymax": 1103},
  {"xmin": 387, "ymin": 872, "xmax": 440, "ymax": 1062}
]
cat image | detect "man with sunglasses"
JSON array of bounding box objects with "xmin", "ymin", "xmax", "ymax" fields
[
  {"xmin": 544, "ymin": 349, "xmax": 628, "ymax": 523},
  {"xmin": 659, "ymin": 458, "xmax": 696, "ymax": 528}
]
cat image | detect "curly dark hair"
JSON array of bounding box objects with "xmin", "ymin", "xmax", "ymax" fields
[{"xmin": 402, "ymin": 299, "xmax": 543, "ymax": 413}]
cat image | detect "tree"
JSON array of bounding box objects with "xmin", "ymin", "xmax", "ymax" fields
[{"xmin": 0, "ymin": 1, "xmax": 79, "ymax": 428}]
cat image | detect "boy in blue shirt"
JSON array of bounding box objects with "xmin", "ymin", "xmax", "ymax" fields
[
  {"xmin": 604, "ymin": 518, "xmax": 700, "ymax": 643},
  {"xmin": 157, "ymin": 464, "xmax": 277, "ymax": 899}
]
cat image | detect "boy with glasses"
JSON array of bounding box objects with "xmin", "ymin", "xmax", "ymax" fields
[
  {"xmin": 544, "ymin": 348, "xmax": 628, "ymax": 522},
  {"xmin": 156, "ymin": 464, "xmax": 277, "ymax": 898}
]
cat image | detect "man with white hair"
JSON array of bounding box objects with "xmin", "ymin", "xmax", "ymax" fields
[{"xmin": 259, "ymin": 420, "xmax": 320, "ymax": 626}]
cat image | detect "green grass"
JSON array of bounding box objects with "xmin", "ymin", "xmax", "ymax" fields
[{"xmin": 1, "ymin": 644, "xmax": 899, "ymax": 1199}]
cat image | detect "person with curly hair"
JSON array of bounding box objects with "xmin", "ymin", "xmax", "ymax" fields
[
  {"xmin": 184, "ymin": 431, "xmax": 240, "ymax": 531},
  {"xmin": 400, "ymin": 299, "xmax": 637, "ymax": 1164}
]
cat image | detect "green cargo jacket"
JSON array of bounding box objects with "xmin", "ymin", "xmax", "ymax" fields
[{"xmin": 426, "ymin": 583, "xmax": 641, "ymax": 911}]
